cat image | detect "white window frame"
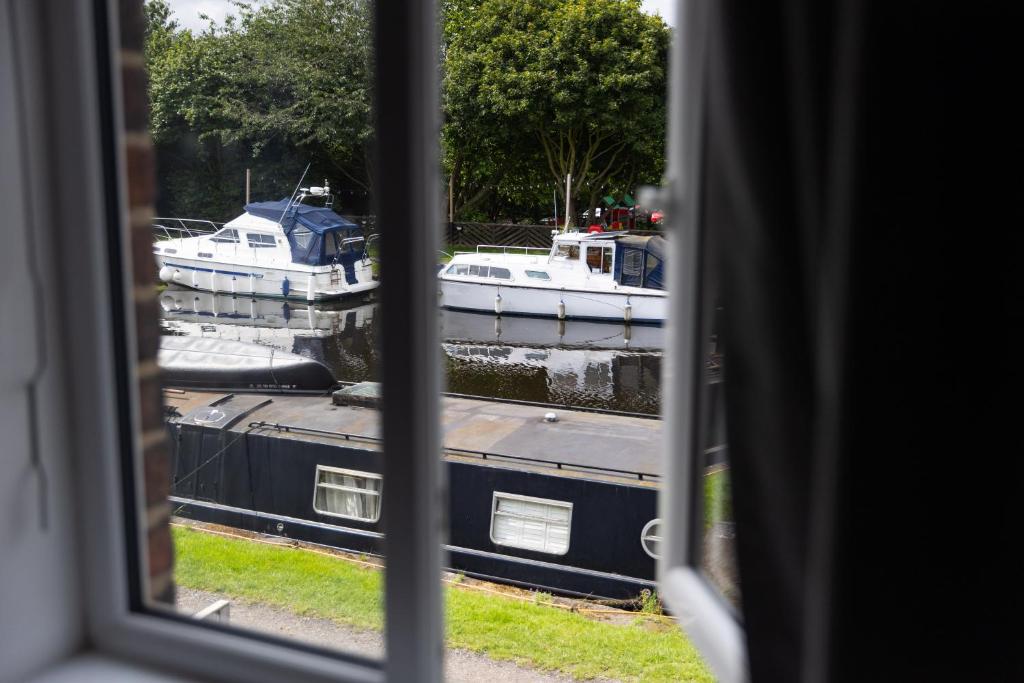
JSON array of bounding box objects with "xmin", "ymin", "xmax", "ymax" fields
[
  {"xmin": 52, "ymin": 0, "xmax": 440, "ymax": 681},
  {"xmin": 489, "ymin": 492, "xmax": 573, "ymax": 556},
  {"xmin": 34, "ymin": 0, "xmax": 746, "ymax": 681},
  {"xmin": 312, "ymin": 465, "xmax": 383, "ymax": 523},
  {"xmin": 655, "ymin": 2, "xmax": 749, "ymax": 682}
]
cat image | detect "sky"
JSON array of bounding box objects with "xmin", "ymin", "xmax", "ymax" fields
[{"xmin": 169, "ymin": 0, "xmax": 675, "ymax": 32}]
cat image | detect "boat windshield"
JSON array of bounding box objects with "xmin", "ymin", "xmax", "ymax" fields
[{"xmin": 554, "ymin": 244, "xmax": 580, "ymax": 260}]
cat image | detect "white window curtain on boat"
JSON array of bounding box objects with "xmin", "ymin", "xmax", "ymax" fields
[
  {"xmin": 313, "ymin": 468, "xmax": 382, "ymax": 522},
  {"xmin": 491, "ymin": 493, "xmax": 572, "ymax": 555}
]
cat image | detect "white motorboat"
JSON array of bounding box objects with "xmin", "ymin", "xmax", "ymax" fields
[
  {"xmin": 438, "ymin": 231, "xmax": 668, "ymax": 323},
  {"xmin": 153, "ymin": 185, "xmax": 377, "ymax": 301}
]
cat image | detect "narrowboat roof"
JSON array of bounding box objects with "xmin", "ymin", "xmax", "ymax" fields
[{"xmin": 164, "ymin": 389, "xmax": 663, "ymax": 485}]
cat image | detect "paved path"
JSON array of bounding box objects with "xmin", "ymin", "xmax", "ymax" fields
[{"xmin": 177, "ymin": 587, "xmax": 604, "ymax": 682}]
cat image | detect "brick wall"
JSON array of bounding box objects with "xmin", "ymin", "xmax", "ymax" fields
[{"xmin": 118, "ymin": 0, "xmax": 174, "ymax": 606}]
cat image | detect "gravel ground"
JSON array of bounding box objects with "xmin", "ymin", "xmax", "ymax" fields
[{"xmin": 177, "ymin": 587, "xmax": 607, "ymax": 682}]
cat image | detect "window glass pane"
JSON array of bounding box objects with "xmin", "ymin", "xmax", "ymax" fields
[
  {"xmin": 555, "ymin": 244, "xmax": 580, "ymax": 259},
  {"xmin": 491, "ymin": 494, "xmax": 572, "ymax": 555},
  {"xmin": 146, "ymin": 0, "xmax": 385, "ymax": 661},
  {"xmin": 489, "ymin": 266, "xmax": 511, "ymax": 279},
  {"xmin": 210, "ymin": 228, "xmax": 239, "ymax": 243},
  {"xmin": 313, "ymin": 467, "xmax": 382, "ymax": 522},
  {"xmin": 525, "ymin": 270, "xmax": 550, "ymax": 280}
]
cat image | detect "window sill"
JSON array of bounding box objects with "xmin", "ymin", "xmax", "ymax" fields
[{"xmin": 26, "ymin": 653, "xmax": 202, "ymax": 683}]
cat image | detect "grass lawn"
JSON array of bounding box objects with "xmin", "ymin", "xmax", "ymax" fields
[{"xmin": 173, "ymin": 526, "xmax": 714, "ymax": 682}]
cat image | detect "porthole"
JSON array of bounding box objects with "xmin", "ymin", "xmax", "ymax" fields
[{"xmin": 641, "ymin": 518, "xmax": 662, "ymax": 559}]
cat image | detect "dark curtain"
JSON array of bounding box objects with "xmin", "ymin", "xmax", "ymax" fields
[{"xmin": 704, "ymin": 1, "xmax": 1016, "ymax": 681}]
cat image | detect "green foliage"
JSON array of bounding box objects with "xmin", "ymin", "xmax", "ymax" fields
[
  {"xmin": 174, "ymin": 526, "xmax": 714, "ymax": 681},
  {"xmin": 144, "ymin": 0, "xmax": 373, "ymax": 219},
  {"xmin": 144, "ymin": 0, "xmax": 669, "ymax": 223},
  {"xmin": 444, "ymin": 0, "xmax": 669, "ymax": 222},
  {"xmin": 639, "ymin": 588, "xmax": 663, "ymax": 615}
]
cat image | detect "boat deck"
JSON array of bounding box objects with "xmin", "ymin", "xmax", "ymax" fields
[{"xmin": 164, "ymin": 389, "xmax": 663, "ymax": 485}]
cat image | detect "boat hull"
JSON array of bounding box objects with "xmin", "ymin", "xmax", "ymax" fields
[
  {"xmin": 439, "ymin": 279, "xmax": 666, "ymax": 323},
  {"xmin": 156, "ymin": 255, "xmax": 377, "ymax": 302}
]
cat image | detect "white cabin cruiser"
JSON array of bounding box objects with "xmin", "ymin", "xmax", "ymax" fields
[
  {"xmin": 153, "ymin": 187, "xmax": 377, "ymax": 301},
  {"xmin": 438, "ymin": 231, "xmax": 668, "ymax": 323}
]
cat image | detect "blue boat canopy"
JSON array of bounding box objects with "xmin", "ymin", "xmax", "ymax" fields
[
  {"xmin": 613, "ymin": 235, "xmax": 666, "ymax": 290},
  {"xmin": 244, "ymin": 199, "xmax": 363, "ymax": 267}
]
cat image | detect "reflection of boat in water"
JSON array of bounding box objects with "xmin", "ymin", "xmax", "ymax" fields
[
  {"xmin": 159, "ymin": 287, "xmax": 375, "ymax": 368},
  {"xmin": 440, "ymin": 307, "xmax": 663, "ymax": 350},
  {"xmin": 438, "ymin": 232, "xmax": 667, "ymax": 323}
]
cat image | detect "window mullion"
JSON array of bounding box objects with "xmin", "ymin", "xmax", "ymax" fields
[{"xmin": 373, "ymin": 1, "xmax": 444, "ymax": 682}]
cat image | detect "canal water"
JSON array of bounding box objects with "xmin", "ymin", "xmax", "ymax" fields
[{"xmin": 158, "ymin": 287, "xmax": 663, "ymax": 415}]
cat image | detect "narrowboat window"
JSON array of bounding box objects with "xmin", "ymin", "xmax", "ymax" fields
[
  {"xmin": 246, "ymin": 233, "xmax": 277, "ymax": 248},
  {"xmin": 641, "ymin": 518, "xmax": 662, "ymax": 559},
  {"xmin": 489, "ymin": 267, "xmax": 512, "ymax": 279},
  {"xmin": 525, "ymin": 270, "xmax": 550, "ymax": 280},
  {"xmin": 555, "ymin": 244, "xmax": 580, "ymax": 260},
  {"xmin": 210, "ymin": 228, "xmax": 240, "ymax": 243},
  {"xmin": 312, "ymin": 466, "xmax": 382, "ymax": 523},
  {"xmin": 490, "ymin": 492, "xmax": 572, "ymax": 555}
]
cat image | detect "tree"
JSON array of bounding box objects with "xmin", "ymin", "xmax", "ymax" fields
[
  {"xmin": 144, "ymin": 0, "xmax": 374, "ymax": 219},
  {"xmin": 444, "ymin": 0, "xmax": 669, "ymax": 225}
]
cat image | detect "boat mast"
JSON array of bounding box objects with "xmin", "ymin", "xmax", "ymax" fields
[{"xmin": 278, "ymin": 162, "xmax": 312, "ymax": 228}]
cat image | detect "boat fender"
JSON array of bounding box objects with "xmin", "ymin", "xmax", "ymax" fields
[
  {"xmin": 624, "ymin": 303, "xmax": 632, "ymax": 323},
  {"xmin": 158, "ymin": 264, "xmax": 175, "ymax": 283},
  {"xmin": 624, "ymin": 325, "xmax": 631, "ymax": 346},
  {"xmin": 172, "ymin": 268, "xmax": 182, "ymax": 283},
  {"xmin": 282, "ymin": 276, "xmax": 291, "ymax": 297},
  {"xmin": 557, "ymin": 300, "xmax": 566, "ymax": 320},
  {"xmin": 191, "ymin": 270, "xmax": 198, "ymax": 288},
  {"xmin": 307, "ymin": 274, "xmax": 316, "ymax": 302},
  {"xmin": 494, "ymin": 292, "xmax": 502, "ymax": 316},
  {"xmin": 210, "ymin": 269, "xmax": 218, "ymax": 294}
]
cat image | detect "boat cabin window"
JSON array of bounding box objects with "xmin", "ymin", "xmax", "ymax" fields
[
  {"xmin": 490, "ymin": 492, "xmax": 572, "ymax": 555},
  {"xmin": 641, "ymin": 518, "xmax": 662, "ymax": 559},
  {"xmin": 291, "ymin": 227, "xmax": 314, "ymax": 251},
  {"xmin": 554, "ymin": 244, "xmax": 580, "ymax": 260},
  {"xmin": 447, "ymin": 263, "xmax": 469, "ymax": 275},
  {"xmin": 525, "ymin": 270, "xmax": 551, "ymax": 280},
  {"xmin": 312, "ymin": 466, "xmax": 382, "ymax": 523},
  {"xmin": 585, "ymin": 245, "xmax": 613, "ymax": 274},
  {"xmin": 489, "ymin": 267, "xmax": 511, "ymax": 280},
  {"xmin": 210, "ymin": 228, "xmax": 239, "ymax": 243},
  {"xmin": 246, "ymin": 233, "xmax": 277, "ymax": 248}
]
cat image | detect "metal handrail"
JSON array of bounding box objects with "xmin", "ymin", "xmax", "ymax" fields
[
  {"xmin": 452, "ymin": 244, "xmax": 552, "ymax": 258},
  {"xmin": 152, "ymin": 217, "xmax": 223, "ymax": 241}
]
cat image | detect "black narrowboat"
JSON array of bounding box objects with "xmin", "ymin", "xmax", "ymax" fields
[{"xmin": 165, "ymin": 388, "xmax": 666, "ymax": 600}]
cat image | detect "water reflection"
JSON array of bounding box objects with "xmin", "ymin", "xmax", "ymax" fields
[{"xmin": 158, "ymin": 287, "xmax": 663, "ymax": 413}]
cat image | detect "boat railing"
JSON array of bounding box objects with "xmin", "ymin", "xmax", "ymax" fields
[
  {"xmin": 245, "ymin": 419, "xmax": 661, "ymax": 482},
  {"xmin": 153, "ymin": 217, "xmax": 223, "ymax": 242},
  {"xmin": 453, "ymin": 244, "xmax": 551, "ymax": 259}
]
